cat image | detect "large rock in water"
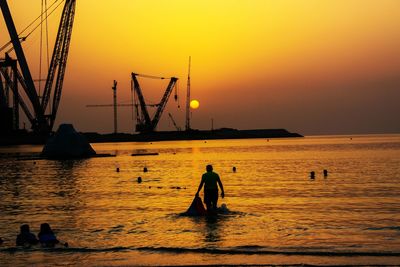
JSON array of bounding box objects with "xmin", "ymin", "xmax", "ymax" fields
[{"xmin": 42, "ymin": 124, "xmax": 96, "ymax": 159}]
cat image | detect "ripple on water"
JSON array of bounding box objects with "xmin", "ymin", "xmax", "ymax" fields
[{"xmin": 0, "ymin": 136, "xmax": 400, "ymax": 266}]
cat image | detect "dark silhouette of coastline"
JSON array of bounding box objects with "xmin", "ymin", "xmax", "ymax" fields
[
  {"xmin": 0, "ymin": 129, "xmax": 47, "ymax": 145},
  {"xmin": 84, "ymin": 128, "xmax": 302, "ymax": 143},
  {"xmin": 0, "ymin": 128, "xmax": 302, "ymax": 146}
]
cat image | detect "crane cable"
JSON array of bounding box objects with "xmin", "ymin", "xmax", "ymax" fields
[
  {"xmin": 1, "ymin": 0, "xmax": 60, "ymax": 52},
  {"xmin": 39, "ymin": 0, "xmax": 44, "ymax": 96},
  {"xmin": 135, "ymin": 73, "xmax": 168, "ymax": 80},
  {"xmin": 0, "ymin": 0, "xmax": 64, "ymax": 53},
  {"xmin": 135, "ymin": 74, "xmax": 180, "ymax": 107},
  {"xmin": 38, "ymin": 0, "xmax": 50, "ymax": 97},
  {"xmin": 45, "ymin": 0, "xmax": 50, "ymax": 70}
]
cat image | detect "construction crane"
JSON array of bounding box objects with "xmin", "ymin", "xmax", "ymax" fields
[
  {"xmin": 168, "ymin": 112, "xmax": 181, "ymax": 131},
  {"xmin": 185, "ymin": 56, "xmax": 191, "ymax": 131},
  {"xmin": 112, "ymin": 80, "xmax": 117, "ymax": 134},
  {"xmin": 86, "ymin": 80, "xmax": 133, "ymax": 134},
  {"xmin": 86, "ymin": 80, "xmax": 119, "ymax": 134},
  {"xmin": 131, "ymin": 73, "xmax": 178, "ymax": 133},
  {"xmin": 86, "ymin": 80, "xmax": 163, "ymax": 134},
  {"xmin": 0, "ymin": 0, "xmax": 76, "ymax": 135}
]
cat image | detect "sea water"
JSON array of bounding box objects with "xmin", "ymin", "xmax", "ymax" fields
[{"xmin": 0, "ymin": 135, "xmax": 400, "ymax": 266}]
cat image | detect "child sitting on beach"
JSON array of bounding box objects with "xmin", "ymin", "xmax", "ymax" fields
[
  {"xmin": 38, "ymin": 223, "xmax": 60, "ymax": 247},
  {"xmin": 16, "ymin": 224, "xmax": 39, "ymax": 246}
]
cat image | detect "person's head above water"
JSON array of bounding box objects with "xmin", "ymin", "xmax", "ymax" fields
[
  {"xmin": 20, "ymin": 224, "xmax": 30, "ymax": 233},
  {"xmin": 40, "ymin": 223, "xmax": 52, "ymax": 234},
  {"xmin": 206, "ymin": 164, "xmax": 213, "ymax": 172}
]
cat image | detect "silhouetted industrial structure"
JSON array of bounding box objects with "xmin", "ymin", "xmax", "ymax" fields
[
  {"xmin": 86, "ymin": 80, "xmax": 131, "ymax": 134},
  {"xmin": 185, "ymin": 56, "xmax": 191, "ymax": 131},
  {"xmin": 87, "ymin": 74, "xmax": 179, "ymax": 134},
  {"xmin": 0, "ymin": 0, "xmax": 76, "ymax": 135},
  {"xmin": 112, "ymin": 80, "xmax": 117, "ymax": 134},
  {"xmin": 131, "ymin": 73, "xmax": 178, "ymax": 133}
]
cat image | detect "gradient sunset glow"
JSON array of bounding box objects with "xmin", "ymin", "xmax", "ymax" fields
[{"xmin": 1, "ymin": 0, "xmax": 399, "ymax": 134}]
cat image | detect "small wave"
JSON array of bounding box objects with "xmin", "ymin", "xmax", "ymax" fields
[
  {"xmin": 366, "ymin": 226, "xmax": 400, "ymax": 231},
  {"xmin": 90, "ymin": 229, "xmax": 104, "ymax": 233},
  {"xmin": 1, "ymin": 246, "xmax": 400, "ymax": 257},
  {"xmin": 177, "ymin": 208, "xmax": 247, "ymax": 218},
  {"xmin": 0, "ymin": 246, "xmax": 132, "ymax": 253},
  {"xmin": 233, "ymin": 245, "xmax": 265, "ymax": 250},
  {"xmin": 108, "ymin": 224, "xmax": 125, "ymax": 234},
  {"xmin": 137, "ymin": 247, "xmax": 400, "ymax": 257}
]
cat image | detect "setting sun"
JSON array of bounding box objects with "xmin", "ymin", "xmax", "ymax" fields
[{"xmin": 190, "ymin": 99, "xmax": 199, "ymax": 109}]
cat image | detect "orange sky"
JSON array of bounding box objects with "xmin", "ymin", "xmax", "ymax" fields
[{"xmin": 1, "ymin": 0, "xmax": 400, "ymax": 134}]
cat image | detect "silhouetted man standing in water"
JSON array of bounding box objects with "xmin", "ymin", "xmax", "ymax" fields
[{"xmin": 196, "ymin": 164, "xmax": 225, "ymax": 213}]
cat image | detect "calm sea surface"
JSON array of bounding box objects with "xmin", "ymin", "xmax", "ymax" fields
[{"xmin": 1, "ymin": 135, "xmax": 400, "ymax": 266}]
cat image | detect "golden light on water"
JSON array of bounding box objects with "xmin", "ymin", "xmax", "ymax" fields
[
  {"xmin": 1, "ymin": 135, "xmax": 400, "ymax": 265},
  {"xmin": 190, "ymin": 100, "xmax": 199, "ymax": 109}
]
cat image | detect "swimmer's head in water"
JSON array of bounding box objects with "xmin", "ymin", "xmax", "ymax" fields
[{"xmin": 20, "ymin": 224, "xmax": 30, "ymax": 233}]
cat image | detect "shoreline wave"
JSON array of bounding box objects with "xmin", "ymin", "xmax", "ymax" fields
[{"xmin": 1, "ymin": 246, "xmax": 400, "ymax": 257}]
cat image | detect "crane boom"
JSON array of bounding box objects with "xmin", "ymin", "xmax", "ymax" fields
[
  {"xmin": 0, "ymin": 0, "xmax": 76, "ymax": 134},
  {"xmin": 0, "ymin": 0, "xmax": 44, "ymax": 131},
  {"xmin": 131, "ymin": 73, "xmax": 178, "ymax": 133},
  {"xmin": 42, "ymin": 0, "xmax": 76, "ymax": 131},
  {"xmin": 131, "ymin": 73, "xmax": 152, "ymax": 131},
  {"xmin": 0, "ymin": 67, "xmax": 35, "ymax": 124},
  {"xmin": 151, "ymin": 77, "xmax": 178, "ymax": 130}
]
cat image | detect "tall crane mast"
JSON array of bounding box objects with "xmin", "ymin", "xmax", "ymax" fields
[
  {"xmin": 185, "ymin": 56, "xmax": 191, "ymax": 131},
  {"xmin": 86, "ymin": 81, "xmax": 122, "ymax": 134},
  {"xmin": 131, "ymin": 73, "xmax": 178, "ymax": 133},
  {"xmin": 112, "ymin": 80, "xmax": 117, "ymax": 134},
  {"xmin": 0, "ymin": 0, "xmax": 76, "ymax": 135},
  {"xmin": 86, "ymin": 83, "xmax": 162, "ymax": 134}
]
